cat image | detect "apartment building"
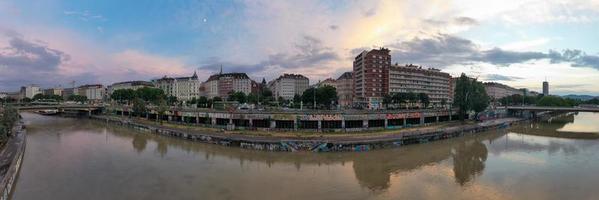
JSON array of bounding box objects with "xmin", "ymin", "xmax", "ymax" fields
[
  {"xmin": 200, "ymin": 72, "xmax": 253, "ymax": 99},
  {"xmin": 153, "ymin": 72, "xmax": 200, "ymax": 101},
  {"xmin": 484, "ymin": 82, "xmax": 521, "ymax": 100},
  {"xmin": 77, "ymin": 84, "xmax": 105, "ymax": 101},
  {"xmin": 335, "ymin": 72, "xmax": 353, "ymax": 107},
  {"xmin": 268, "ymin": 74, "xmax": 309, "ymax": 100},
  {"xmin": 353, "ymin": 48, "xmax": 391, "ymax": 109},
  {"xmin": 388, "ymin": 64, "xmax": 451, "ymax": 104},
  {"xmin": 108, "ymin": 81, "xmax": 154, "ymax": 95}
]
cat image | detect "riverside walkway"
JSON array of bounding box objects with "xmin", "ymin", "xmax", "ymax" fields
[{"xmin": 93, "ymin": 115, "xmax": 523, "ymax": 152}]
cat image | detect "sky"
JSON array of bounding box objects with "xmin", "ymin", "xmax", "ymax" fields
[{"xmin": 1, "ymin": 0, "xmax": 599, "ymax": 95}]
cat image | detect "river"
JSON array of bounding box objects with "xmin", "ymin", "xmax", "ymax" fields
[{"xmin": 11, "ymin": 112, "xmax": 599, "ymax": 200}]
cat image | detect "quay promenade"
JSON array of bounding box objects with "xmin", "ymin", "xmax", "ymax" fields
[
  {"xmin": 107, "ymin": 106, "xmax": 464, "ymax": 132},
  {"xmin": 91, "ymin": 114, "xmax": 524, "ymax": 152}
]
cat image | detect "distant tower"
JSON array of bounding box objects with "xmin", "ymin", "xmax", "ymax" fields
[
  {"xmin": 542, "ymin": 78, "xmax": 549, "ymax": 96},
  {"xmin": 219, "ymin": 65, "xmax": 223, "ymax": 75}
]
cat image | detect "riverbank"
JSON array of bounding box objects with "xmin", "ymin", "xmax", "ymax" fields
[
  {"xmin": 90, "ymin": 114, "xmax": 526, "ymax": 152},
  {"xmin": 0, "ymin": 121, "xmax": 26, "ymax": 200}
]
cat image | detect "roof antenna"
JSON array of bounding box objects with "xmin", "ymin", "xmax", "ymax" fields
[{"xmin": 220, "ymin": 64, "xmax": 223, "ymax": 75}]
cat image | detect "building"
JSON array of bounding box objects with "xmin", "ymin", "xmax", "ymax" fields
[
  {"xmin": 353, "ymin": 48, "xmax": 391, "ymax": 109},
  {"xmin": 20, "ymin": 85, "xmax": 41, "ymax": 99},
  {"xmin": 200, "ymin": 72, "xmax": 254, "ymax": 99},
  {"xmin": 388, "ymin": 64, "xmax": 451, "ymax": 105},
  {"xmin": 77, "ymin": 84, "xmax": 105, "ymax": 101},
  {"xmin": 108, "ymin": 81, "xmax": 154, "ymax": 96},
  {"xmin": 62, "ymin": 87, "xmax": 78, "ymax": 98},
  {"xmin": 335, "ymin": 72, "xmax": 353, "ymax": 107},
  {"xmin": 268, "ymin": 74, "xmax": 310, "ymax": 100},
  {"xmin": 153, "ymin": 72, "xmax": 200, "ymax": 101},
  {"xmin": 483, "ymin": 82, "xmax": 521, "ymax": 100},
  {"xmin": 543, "ymin": 81, "xmax": 549, "ymax": 96},
  {"xmin": 313, "ymin": 78, "xmax": 336, "ymax": 88},
  {"xmin": 42, "ymin": 88, "xmax": 63, "ymax": 96}
]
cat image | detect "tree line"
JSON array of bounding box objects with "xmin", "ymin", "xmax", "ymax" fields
[{"xmin": 0, "ymin": 105, "xmax": 19, "ymax": 143}]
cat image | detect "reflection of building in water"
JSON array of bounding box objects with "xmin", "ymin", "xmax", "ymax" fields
[{"xmin": 103, "ymin": 121, "xmax": 502, "ymax": 191}]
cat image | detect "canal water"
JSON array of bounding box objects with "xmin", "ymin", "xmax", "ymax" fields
[{"xmin": 12, "ymin": 112, "xmax": 599, "ymax": 200}]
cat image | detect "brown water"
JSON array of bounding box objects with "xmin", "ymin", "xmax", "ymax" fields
[{"xmin": 12, "ymin": 112, "xmax": 599, "ymax": 200}]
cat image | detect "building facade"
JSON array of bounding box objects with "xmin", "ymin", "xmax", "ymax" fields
[
  {"xmin": 335, "ymin": 72, "xmax": 353, "ymax": 107},
  {"xmin": 543, "ymin": 81, "xmax": 549, "ymax": 96},
  {"xmin": 20, "ymin": 85, "xmax": 41, "ymax": 99},
  {"xmin": 388, "ymin": 64, "xmax": 451, "ymax": 105},
  {"xmin": 353, "ymin": 48, "xmax": 390, "ymax": 109},
  {"xmin": 153, "ymin": 72, "xmax": 200, "ymax": 101},
  {"xmin": 313, "ymin": 78, "xmax": 336, "ymax": 88},
  {"xmin": 200, "ymin": 72, "xmax": 253, "ymax": 99},
  {"xmin": 268, "ymin": 74, "xmax": 310, "ymax": 100},
  {"xmin": 483, "ymin": 82, "xmax": 521, "ymax": 100},
  {"xmin": 77, "ymin": 84, "xmax": 105, "ymax": 101},
  {"xmin": 42, "ymin": 88, "xmax": 63, "ymax": 96}
]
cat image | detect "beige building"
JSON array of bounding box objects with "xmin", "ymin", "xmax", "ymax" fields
[
  {"xmin": 42, "ymin": 88, "xmax": 63, "ymax": 96},
  {"xmin": 388, "ymin": 64, "xmax": 451, "ymax": 105},
  {"xmin": 20, "ymin": 85, "xmax": 41, "ymax": 99},
  {"xmin": 268, "ymin": 74, "xmax": 309, "ymax": 100},
  {"xmin": 484, "ymin": 82, "xmax": 521, "ymax": 100},
  {"xmin": 77, "ymin": 84, "xmax": 105, "ymax": 101},
  {"xmin": 153, "ymin": 72, "xmax": 200, "ymax": 101},
  {"xmin": 200, "ymin": 72, "xmax": 253, "ymax": 99},
  {"xmin": 312, "ymin": 78, "xmax": 336, "ymax": 88},
  {"xmin": 335, "ymin": 72, "xmax": 353, "ymax": 107}
]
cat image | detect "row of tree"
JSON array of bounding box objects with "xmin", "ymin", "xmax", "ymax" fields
[
  {"xmin": 383, "ymin": 92, "xmax": 433, "ymax": 109},
  {"xmin": 497, "ymin": 93, "xmax": 599, "ymax": 107},
  {"xmin": 0, "ymin": 105, "xmax": 19, "ymax": 142}
]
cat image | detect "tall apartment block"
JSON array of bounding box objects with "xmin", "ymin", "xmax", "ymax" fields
[{"xmin": 353, "ymin": 48, "xmax": 390, "ymax": 109}]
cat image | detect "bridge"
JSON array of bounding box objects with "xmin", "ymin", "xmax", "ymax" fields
[
  {"xmin": 506, "ymin": 106, "xmax": 599, "ymax": 112},
  {"xmin": 14, "ymin": 104, "xmax": 104, "ymax": 116}
]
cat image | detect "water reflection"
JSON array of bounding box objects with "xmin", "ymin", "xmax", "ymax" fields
[{"xmin": 13, "ymin": 112, "xmax": 599, "ymax": 200}]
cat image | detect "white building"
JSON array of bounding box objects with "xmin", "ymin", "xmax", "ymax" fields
[
  {"xmin": 77, "ymin": 84, "xmax": 105, "ymax": 101},
  {"xmin": 268, "ymin": 74, "xmax": 309, "ymax": 100},
  {"xmin": 42, "ymin": 88, "xmax": 63, "ymax": 96},
  {"xmin": 388, "ymin": 64, "xmax": 451, "ymax": 104},
  {"xmin": 20, "ymin": 85, "xmax": 41, "ymax": 99},
  {"xmin": 152, "ymin": 72, "xmax": 200, "ymax": 102}
]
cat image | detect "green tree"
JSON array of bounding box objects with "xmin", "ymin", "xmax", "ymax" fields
[
  {"xmin": 167, "ymin": 96, "xmax": 178, "ymax": 106},
  {"xmin": 132, "ymin": 97, "xmax": 147, "ymax": 117},
  {"xmin": 418, "ymin": 93, "xmax": 430, "ymax": 108},
  {"xmin": 301, "ymin": 87, "xmax": 317, "ymax": 108},
  {"xmin": 135, "ymin": 87, "xmax": 165, "ymax": 104},
  {"xmin": 156, "ymin": 97, "xmax": 168, "ymax": 125},
  {"xmin": 453, "ymin": 73, "xmax": 490, "ymax": 121},
  {"xmin": 197, "ymin": 96, "xmax": 209, "ymax": 108},
  {"xmin": 247, "ymin": 93, "xmax": 259, "ymax": 104},
  {"xmin": 317, "ymin": 85, "xmax": 338, "ymax": 109},
  {"xmin": 1, "ymin": 105, "xmax": 19, "ymax": 137},
  {"xmin": 68, "ymin": 95, "xmax": 88, "ymax": 104},
  {"xmin": 32, "ymin": 93, "xmax": 46, "ymax": 101},
  {"xmin": 111, "ymin": 89, "xmax": 137, "ymax": 104},
  {"xmin": 227, "ymin": 91, "xmax": 247, "ymax": 104}
]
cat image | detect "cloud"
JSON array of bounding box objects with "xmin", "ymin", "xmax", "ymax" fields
[
  {"xmin": 63, "ymin": 10, "xmax": 106, "ymax": 22},
  {"xmin": 483, "ymin": 74, "xmax": 523, "ymax": 81},
  {"xmin": 200, "ymin": 35, "xmax": 339, "ymax": 80},
  {"xmin": 387, "ymin": 34, "xmax": 599, "ymax": 70},
  {"xmin": 0, "ymin": 34, "xmax": 69, "ymax": 71},
  {"xmin": 0, "ymin": 28, "xmax": 190, "ymax": 91}
]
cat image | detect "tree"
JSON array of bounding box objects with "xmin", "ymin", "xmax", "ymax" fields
[
  {"xmin": 418, "ymin": 93, "xmax": 430, "ymax": 108},
  {"xmin": 383, "ymin": 94, "xmax": 393, "ymax": 108},
  {"xmin": 440, "ymin": 98, "xmax": 448, "ymax": 109},
  {"xmin": 247, "ymin": 93, "xmax": 259, "ymax": 104},
  {"xmin": 167, "ymin": 96, "xmax": 178, "ymax": 106},
  {"xmin": 112, "ymin": 89, "xmax": 136, "ymax": 104},
  {"xmin": 453, "ymin": 73, "xmax": 490, "ymax": 121},
  {"xmin": 21, "ymin": 97, "xmax": 32, "ymax": 103},
  {"xmin": 132, "ymin": 98, "xmax": 147, "ymax": 117},
  {"xmin": 197, "ymin": 96, "xmax": 209, "ymax": 108},
  {"xmin": 32, "ymin": 93, "xmax": 45, "ymax": 101},
  {"xmin": 135, "ymin": 87, "xmax": 165, "ymax": 104},
  {"xmin": 317, "ymin": 85, "xmax": 338, "ymax": 109},
  {"xmin": 260, "ymin": 88, "xmax": 273, "ymax": 104},
  {"xmin": 156, "ymin": 97, "xmax": 168, "ymax": 125},
  {"xmin": 67, "ymin": 95, "xmax": 88, "ymax": 104},
  {"xmin": 0, "ymin": 105, "xmax": 19, "ymax": 137},
  {"xmin": 406, "ymin": 92, "xmax": 417, "ymax": 109},
  {"xmin": 301, "ymin": 87, "xmax": 317, "ymax": 108},
  {"xmin": 227, "ymin": 91, "xmax": 247, "ymax": 104}
]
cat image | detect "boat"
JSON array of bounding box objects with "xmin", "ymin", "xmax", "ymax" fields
[{"xmin": 36, "ymin": 109, "xmax": 59, "ymax": 115}]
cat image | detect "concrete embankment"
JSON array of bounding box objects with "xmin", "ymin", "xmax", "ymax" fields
[
  {"xmin": 0, "ymin": 121, "xmax": 26, "ymax": 200},
  {"xmin": 90, "ymin": 115, "xmax": 527, "ymax": 152}
]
